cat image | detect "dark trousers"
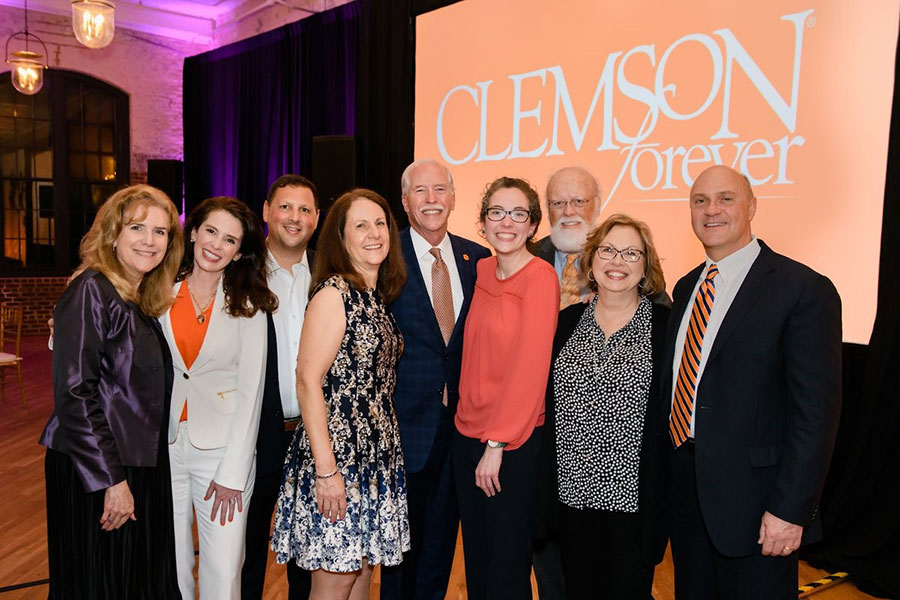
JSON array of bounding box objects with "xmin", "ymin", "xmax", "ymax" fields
[
  {"xmin": 381, "ymin": 407, "xmax": 459, "ymax": 600},
  {"xmin": 452, "ymin": 427, "xmax": 542, "ymax": 600},
  {"xmin": 241, "ymin": 428, "xmax": 310, "ymax": 600},
  {"xmin": 668, "ymin": 442, "xmax": 797, "ymax": 600},
  {"xmin": 558, "ymin": 503, "xmax": 653, "ymax": 600},
  {"xmin": 532, "ymin": 537, "xmax": 567, "ymax": 600}
]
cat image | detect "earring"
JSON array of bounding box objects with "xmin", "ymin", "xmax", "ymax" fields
[
  {"xmin": 112, "ymin": 241, "xmax": 117, "ymax": 253},
  {"xmin": 190, "ymin": 237, "xmax": 196, "ymax": 243},
  {"xmin": 588, "ymin": 271, "xmax": 595, "ymax": 282},
  {"xmin": 638, "ymin": 277, "xmax": 647, "ymax": 293}
]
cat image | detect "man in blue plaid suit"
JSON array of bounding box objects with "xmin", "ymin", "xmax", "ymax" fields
[{"xmin": 382, "ymin": 158, "xmax": 491, "ymax": 600}]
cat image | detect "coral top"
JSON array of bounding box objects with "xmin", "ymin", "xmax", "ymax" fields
[
  {"xmin": 170, "ymin": 284, "xmax": 214, "ymax": 421},
  {"xmin": 455, "ymin": 256, "xmax": 560, "ymax": 450}
]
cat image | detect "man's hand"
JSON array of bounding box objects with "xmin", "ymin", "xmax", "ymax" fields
[{"xmin": 758, "ymin": 510, "xmax": 803, "ymax": 556}]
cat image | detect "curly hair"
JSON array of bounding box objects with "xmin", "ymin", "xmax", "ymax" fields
[
  {"xmin": 477, "ymin": 177, "xmax": 543, "ymax": 249},
  {"xmin": 179, "ymin": 197, "xmax": 278, "ymax": 317},
  {"xmin": 580, "ymin": 213, "xmax": 666, "ymax": 297},
  {"xmin": 311, "ymin": 189, "xmax": 407, "ymax": 304},
  {"xmin": 72, "ymin": 184, "xmax": 183, "ymax": 317}
]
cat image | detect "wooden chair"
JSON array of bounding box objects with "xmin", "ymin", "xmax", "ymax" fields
[{"xmin": 0, "ymin": 302, "xmax": 26, "ymax": 407}]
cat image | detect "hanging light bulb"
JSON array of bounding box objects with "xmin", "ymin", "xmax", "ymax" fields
[
  {"xmin": 5, "ymin": 1, "xmax": 49, "ymax": 95},
  {"xmin": 72, "ymin": 1, "xmax": 115, "ymax": 49},
  {"xmin": 9, "ymin": 49, "xmax": 43, "ymax": 94}
]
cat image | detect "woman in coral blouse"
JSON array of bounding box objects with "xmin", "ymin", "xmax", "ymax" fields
[{"xmin": 453, "ymin": 177, "xmax": 560, "ymax": 600}]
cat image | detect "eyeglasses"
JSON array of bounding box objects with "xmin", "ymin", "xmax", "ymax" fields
[
  {"xmin": 595, "ymin": 245, "xmax": 644, "ymax": 263},
  {"xmin": 485, "ymin": 207, "xmax": 530, "ymax": 223},
  {"xmin": 548, "ymin": 197, "xmax": 591, "ymax": 210}
]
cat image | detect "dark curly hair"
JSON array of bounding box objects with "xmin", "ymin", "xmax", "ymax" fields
[
  {"xmin": 310, "ymin": 188, "xmax": 406, "ymax": 304},
  {"xmin": 179, "ymin": 196, "xmax": 277, "ymax": 317}
]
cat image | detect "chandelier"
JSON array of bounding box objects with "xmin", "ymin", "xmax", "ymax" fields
[
  {"xmin": 4, "ymin": 0, "xmax": 49, "ymax": 95},
  {"xmin": 72, "ymin": 1, "xmax": 115, "ymax": 49}
]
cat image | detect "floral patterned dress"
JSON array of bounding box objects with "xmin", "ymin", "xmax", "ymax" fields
[{"xmin": 271, "ymin": 275, "xmax": 410, "ymax": 572}]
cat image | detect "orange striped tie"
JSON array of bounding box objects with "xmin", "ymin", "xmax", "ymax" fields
[{"xmin": 670, "ymin": 263, "xmax": 719, "ymax": 448}]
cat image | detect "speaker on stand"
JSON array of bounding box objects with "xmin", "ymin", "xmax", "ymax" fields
[{"xmin": 310, "ymin": 136, "xmax": 356, "ymax": 249}]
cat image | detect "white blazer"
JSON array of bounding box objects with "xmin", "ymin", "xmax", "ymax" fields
[{"xmin": 160, "ymin": 280, "xmax": 267, "ymax": 491}]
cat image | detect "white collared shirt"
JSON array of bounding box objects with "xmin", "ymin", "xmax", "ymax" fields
[
  {"xmin": 671, "ymin": 237, "xmax": 761, "ymax": 437},
  {"xmin": 266, "ymin": 248, "xmax": 311, "ymax": 419},
  {"xmin": 409, "ymin": 227, "xmax": 464, "ymax": 320}
]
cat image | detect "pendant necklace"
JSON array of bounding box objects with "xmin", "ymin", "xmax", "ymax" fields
[{"xmin": 186, "ymin": 278, "xmax": 215, "ymax": 324}]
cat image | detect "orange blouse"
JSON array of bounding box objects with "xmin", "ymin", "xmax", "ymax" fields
[
  {"xmin": 455, "ymin": 256, "xmax": 560, "ymax": 450},
  {"xmin": 170, "ymin": 283, "xmax": 214, "ymax": 421}
]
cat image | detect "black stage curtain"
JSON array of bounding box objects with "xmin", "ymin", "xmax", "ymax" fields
[
  {"xmin": 355, "ymin": 0, "xmax": 415, "ymax": 223},
  {"xmin": 802, "ymin": 35, "xmax": 900, "ymax": 600},
  {"xmin": 183, "ymin": 3, "xmax": 359, "ymax": 215}
]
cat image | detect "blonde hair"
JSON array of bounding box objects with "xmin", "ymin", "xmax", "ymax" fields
[
  {"xmin": 580, "ymin": 213, "xmax": 666, "ymax": 297},
  {"xmin": 72, "ymin": 184, "xmax": 184, "ymax": 316}
]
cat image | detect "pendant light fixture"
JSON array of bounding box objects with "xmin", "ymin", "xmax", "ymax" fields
[
  {"xmin": 72, "ymin": 1, "xmax": 115, "ymax": 49},
  {"xmin": 5, "ymin": 0, "xmax": 49, "ymax": 95}
]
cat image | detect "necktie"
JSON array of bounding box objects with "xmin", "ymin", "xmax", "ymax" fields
[
  {"xmin": 429, "ymin": 248, "xmax": 455, "ymax": 344},
  {"xmin": 670, "ymin": 263, "xmax": 719, "ymax": 448},
  {"xmin": 560, "ymin": 253, "xmax": 581, "ymax": 309},
  {"xmin": 430, "ymin": 248, "xmax": 454, "ymax": 406}
]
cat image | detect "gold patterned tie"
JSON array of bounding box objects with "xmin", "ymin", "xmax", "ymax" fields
[
  {"xmin": 670, "ymin": 263, "xmax": 719, "ymax": 447},
  {"xmin": 560, "ymin": 253, "xmax": 581, "ymax": 309},
  {"xmin": 430, "ymin": 248, "xmax": 454, "ymax": 406}
]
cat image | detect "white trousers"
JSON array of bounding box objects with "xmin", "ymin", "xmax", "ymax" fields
[{"xmin": 170, "ymin": 421, "xmax": 256, "ymax": 600}]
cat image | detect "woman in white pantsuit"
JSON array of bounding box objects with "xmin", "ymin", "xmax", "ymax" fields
[{"xmin": 161, "ymin": 196, "xmax": 278, "ymax": 600}]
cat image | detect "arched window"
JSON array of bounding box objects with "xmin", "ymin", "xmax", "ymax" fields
[{"xmin": 0, "ymin": 69, "xmax": 129, "ymax": 274}]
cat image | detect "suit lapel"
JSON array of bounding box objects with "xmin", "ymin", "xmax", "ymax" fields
[
  {"xmin": 660, "ymin": 262, "xmax": 704, "ymax": 426},
  {"xmin": 705, "ymin": 244, "xmax": 775, "ymax": 364},
  {"xmin": 163, "ymin": 281, "xmax": 188, "ymax": 374},
  {"xmin": 448, "ymin": 233, "xmax": 477, "ymax": 346},
  {"xmin": 401, "ymin": 229, "xmax": 446, "ymax": 349}
]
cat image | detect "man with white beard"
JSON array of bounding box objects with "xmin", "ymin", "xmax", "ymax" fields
[{"xmin": 534, "ymin": 166, "xmax": 605, "ymax": 309}]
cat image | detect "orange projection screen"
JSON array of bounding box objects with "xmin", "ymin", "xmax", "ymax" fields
[{"xmin": 414, "ymin": 0, "xmax": 899, "ymax": 344}]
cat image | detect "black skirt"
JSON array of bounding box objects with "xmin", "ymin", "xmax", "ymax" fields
[{"xmin": 45, "ymin": 441, "xmax": 181, "ymax": 600}]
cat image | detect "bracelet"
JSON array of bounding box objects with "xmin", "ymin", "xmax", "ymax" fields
[{"xmin": 316, "ymin": 468, "xmax": 339, "ymax": 479}]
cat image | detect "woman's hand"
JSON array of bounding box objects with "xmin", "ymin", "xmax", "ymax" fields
[
  {"xmin": 101, "ymin": 480, "xmax": 136, "ymax": 531},
  {"xmin": 315, "ymin": 472, "xmax": 347, "ymax": 523},
  {"xmin": 205, "ymin": 480, "xmax": 243, "ymax": 525},
  {"xmin": 475, "ymin": 445, "xmax": 504, "ymax": 497}
]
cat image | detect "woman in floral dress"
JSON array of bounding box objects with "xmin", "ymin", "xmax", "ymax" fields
[{"xmin": 272, "ymin": 188, "xmax": 409, "ymax": 600}]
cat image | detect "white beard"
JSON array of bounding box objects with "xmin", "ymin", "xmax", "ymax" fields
[{"xmin": 549, "ymin": 219, "xmax": 591, "ymax": 253}]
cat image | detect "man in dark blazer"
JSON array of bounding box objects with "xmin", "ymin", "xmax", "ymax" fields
[
  {"xmin": 242, "ymin": 175, "xmax": 319, "ymax": 600},
  {"xmin": 662, "ymin": 165, "xmax": 841, "ymax": 598},
  {"xmin": 380, "ymin": 158, "xmax": 491, "ymax": 600},
  {"xmin": 533, "ymin": 166, "xmax": 602, "ymax": 311}
]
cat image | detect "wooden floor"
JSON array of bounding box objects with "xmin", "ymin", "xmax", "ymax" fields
[{"xmin": 0, "ymin": 335, "xmax": 877, "ymax": 600}]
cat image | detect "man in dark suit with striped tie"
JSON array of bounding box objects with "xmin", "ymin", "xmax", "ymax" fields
[
  {"xmin": 381, "ymin": 158, "xmax": 491, "ymax": 600},
  {"xmin": 661, "ymin": 165, "xmax": 842, "ymax": 599}
]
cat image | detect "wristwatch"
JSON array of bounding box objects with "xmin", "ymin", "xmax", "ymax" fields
[{"xmin": 486, "ymin": 440, "xmax": 508, "ymax": 449}]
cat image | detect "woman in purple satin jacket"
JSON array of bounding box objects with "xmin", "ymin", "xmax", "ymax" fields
[{"xmin": 39, "ymin": 185, "xmax": 184, "ymax": 599}]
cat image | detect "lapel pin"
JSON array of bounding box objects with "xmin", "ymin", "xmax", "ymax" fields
[{"xmin": 463, "ymin": 254, "xmax": 470, "ymax": 261}]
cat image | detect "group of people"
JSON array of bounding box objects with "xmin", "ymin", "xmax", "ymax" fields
[{"xmin": 39, "ymin": 157, "xmax": 842, "ymax": 600}]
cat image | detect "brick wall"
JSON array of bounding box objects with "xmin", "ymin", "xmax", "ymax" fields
[
  {"xmin": 0, "ymin": 277, "xmax": 68, "ymax": 335},
  {"xmin": 0, "ymin": 7, "xmax": 207, "ymax": 175}
]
